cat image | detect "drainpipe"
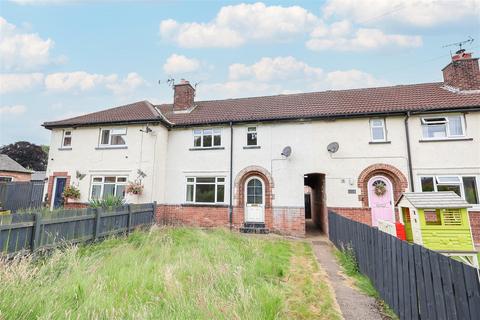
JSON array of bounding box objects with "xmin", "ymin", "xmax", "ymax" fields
[
  {"xmin": 229, "ymin": 122, "xmax": 234, "ymax": 230},
  {"xmin": 404, "ymin": 112, "xmax": 415, "ymax": 192}
]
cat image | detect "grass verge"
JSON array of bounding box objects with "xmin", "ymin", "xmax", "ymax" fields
[
  {"xmin": 1, "ymin": 227, "xmax": 340, "ymax": 320},
  {"xmin": 334, "ymin": 247, "xmax": 398, "ymax": 320}
]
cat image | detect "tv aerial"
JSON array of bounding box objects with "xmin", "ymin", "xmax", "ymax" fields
[{"xmin": 443, "ymin": 37, "xmax": 474, "ymax": 54}]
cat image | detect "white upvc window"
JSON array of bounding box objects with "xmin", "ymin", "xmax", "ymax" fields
[
  {"xmin": 100, "ymin": 128, "xmax": 127, "ymax": 146},
  {"xmin": 420, "ymin": 175, "xmax": 479, "ymax": 205},
  {"xmin": 421, "ymin": 115, "xmax": 465, "ymax": 139},
  {"xmin": 90, "ymin": 176, "xmax": 127, "ymax": 199},
  {"xmin": 186, "ymin": 177, "xmax": 225, "ymax": 204},
  {"xmin": 247, "ymin": 127, "xmax": 258, "ymax": 146},
  {"xmin": 370, "ymin": 119, "xmax": 386, "ymax": 142},
  {"xmin": 62, "ymin": 130, "xmax": 72, "ymax": 147},
  {"xmin": 193, "ymin": 128, "xmax": 221, "ymax": 148}
]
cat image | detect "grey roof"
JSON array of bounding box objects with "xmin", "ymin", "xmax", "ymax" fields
[
  {"xmin": 31, "ymin": 171, "xmax": 46, "ymax": 181},
  {"xmin": 0, "ymin": 154, "xmax": 31, "ymax": 174},
  {"xmin": 396, "ymin": 192, "xmax": 471, "ymax": 208}
]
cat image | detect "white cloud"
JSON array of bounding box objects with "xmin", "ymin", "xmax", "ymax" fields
[
  {"xmin": 306, "ymin": 20, "xmax": 422, "ymax": 51},
  {"xmin": 0, "ymin": 17, "xmax": 54, "ymax": 71},
  {"xmin": 229, "ymin": 56, "xmax": 323, "ymax": 82},
  {"xmin": 159, "ymin": 2, "xmax": 318, "ymax": 48},
  {"xmin": 163, "ymin": 54, "xmax": 200, "ymax": 74},
  {"xmin": 44, "ymin": 71, "xmax": 146, "ymax": 95},
  {"xmin": 322, "ymin": 0, "xmax": 479, "ymax": 27},
  {"xmin": 0, "ymin": 73, "xmax": 44, "ymax": 94},
  {"xmin": 199, "ymin": 56, "xmax": 388, "ymax": 100},
  {"xmin": 0, "ymin": 104, "xmax": 26, "ymax": 116},
  {"xmin": 106, "ymin": 72, "xmax": 146, "ymax": 95}
]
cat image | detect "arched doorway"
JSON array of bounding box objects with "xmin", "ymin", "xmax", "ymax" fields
[
  {"xmin": 368, "ymin": 175, "xmax": 395, "ymax": 226},
  {"xmin": 244, "ymin": 176, "xmax": 265, "ymax": 223}
]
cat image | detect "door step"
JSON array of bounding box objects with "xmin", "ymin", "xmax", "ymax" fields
[{"xmin": 240, "ymin": 222, "xmax": 269, "ymax": 234}]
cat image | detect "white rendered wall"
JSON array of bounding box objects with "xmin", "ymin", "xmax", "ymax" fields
[{"xmin": 45, "ymin": 123, "xmax": 168, "ymax": 204}]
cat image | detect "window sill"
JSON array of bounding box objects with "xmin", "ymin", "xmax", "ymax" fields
[
  {"xmin": 369, "ymin": 141, "xmax": 391, "ymax": 144},
  {"xmin": 95, "ymin": 146, "xmax": 128, "ymax": 150},
  {"xmin": 189, "ymin": 147, "xmax": 225, "ymax": 151},
  {"xmin": 182, "ymin": 203, "xmax": 228, "ymax": 208},
  {"xmin": 58, "ymin": 147, "xmax": 72, "ymax": 151},
  {"xmin": 418, "ymin": 138, "xmax": 473, "ymax": 143},
  {"xmin": 243, "ymin": 145, "xmax": 261, "ymax": 149}
]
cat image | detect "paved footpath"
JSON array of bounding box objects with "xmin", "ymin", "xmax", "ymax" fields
[{"xmin": 309, "ymin": 234, "xmax": 385, "ymax": 320}]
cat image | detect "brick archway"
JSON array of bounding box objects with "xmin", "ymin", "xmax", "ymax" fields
[
  {"xmin": 358, "ymin": 163, "xmax": 408, "ymax": 207},
  {"xmin": 233, "ymin": 166, "xmax": 274, "ymax": 228}
]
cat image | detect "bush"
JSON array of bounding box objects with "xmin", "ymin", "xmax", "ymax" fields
[
  {"xmin": 63, "ymin": 186, "xmax": 81, "ymax": 200},
  {"xmin": 88, "ymin": 195, "xmax": 125, "ymax": 209}
]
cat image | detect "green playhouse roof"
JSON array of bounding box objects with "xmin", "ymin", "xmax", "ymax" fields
[{"xmin": 396, "ymin": 192, "xmax": 471, "ymax": 209}]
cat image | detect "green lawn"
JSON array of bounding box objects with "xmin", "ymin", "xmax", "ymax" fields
[{"xmin": 0, "ymin": 227, "xmax": 340, "ymax": 320}]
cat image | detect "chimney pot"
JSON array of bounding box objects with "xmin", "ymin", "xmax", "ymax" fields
[{"xmin": 442, "ymin": 52, "xmax": 480, "ymax": 91}]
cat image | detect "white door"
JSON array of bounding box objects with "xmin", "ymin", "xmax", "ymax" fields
[{"xmin": 245, "ymin": 177, "xmax": 264, "ymax": 223}]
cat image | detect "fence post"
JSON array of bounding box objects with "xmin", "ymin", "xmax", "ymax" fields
[
  {"xmin": 127, "ymin": 204, "xmax": 132, "ymax": 234},
  {"xmin": 152, "ymin": 201, "xmax": 157, "ymax": 224},
  {"xmin": 93, "ymin": 207, "xmax": 102, "ymax": 241},
  {"xmin": 31, "ymin": 212, "xmax": 42, "ymax": 251}
]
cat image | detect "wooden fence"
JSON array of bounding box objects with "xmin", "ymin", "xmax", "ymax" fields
[
  {"xmin": 0, "ymin": 202, "xmax": 156, "ymax": 256},
  {"xmin": 328, "ymin": 211, "xmax": 480, "ymax": 320},
  {"xmin": 0, "ymin": 181, "xmax": 45, "ymax": 212}
]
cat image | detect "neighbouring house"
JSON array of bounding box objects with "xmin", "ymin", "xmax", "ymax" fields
[
  {"xmin": 31, "ymin": 171, "xmax": 46, "ymax": 182},
  {"xmin": 0, "ymin": 154, "xmax": 32, "ymax": 182},
  {"xmin": 42, "ymin": 52, "xmax": 480, "ymax": 242}
]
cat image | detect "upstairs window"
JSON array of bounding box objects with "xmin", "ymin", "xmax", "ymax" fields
[
  {"xmin": 247, "ymin": 127, "xmax": 258, "ymax": 146},
  {"xmin": 421, "ymin": 115, "xmax": 464, "ymax": 139},
  {"xmin": 100, "ymin": 128, "xmax": 127, "ymax": 146},
  {"xmin": 420, "ymin": 175, "xmax": 479, "ymax": 205},
  {"xmin": 193, "ymin": 129, "xmax": 221, "ymax": 148},
  {"xmin": 62, "ymin": 130, "xmax": 72, "ymax": 147},
  {"xmin": 370, "ymin": 119, "xmax": 386, "ymax": 142},
  {"xmin": 186, "ymin": 177, "xmax": 225, "ymax": 203},
  {"xmin": 90, "ymin": 176, "xmax": 127, "ymax": 199}
]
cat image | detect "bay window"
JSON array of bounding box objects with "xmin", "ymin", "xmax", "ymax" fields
[
  {"xmin": 193, "ymin": 129, "xmax": 221, "ymax": 148},
  {"xmin": 186, "ymin": 177, "xmax": 225, "ymax": 203},
  {"xmin": 421, "ymin": 115, "xmax": 465, "ymax": 139},
  {"xmin": 420, "ymin": 175, "xmax": 479, "ymax": 205},
  {"xmin": 91, "ymin": 176, "xmax": 127, "ymax": 199}
]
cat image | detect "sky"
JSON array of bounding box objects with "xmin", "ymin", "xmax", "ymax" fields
[{"xmin": 0, "ymin": 0, "xmax": 479, "ymax": 146}]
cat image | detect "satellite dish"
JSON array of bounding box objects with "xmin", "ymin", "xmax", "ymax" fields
[
  {"xmin": 281, "ymin": 146, "xmax": 292, "ymax": 158},
  {"xmin": 327, "ymin": 142, "xmax": 339, "ymax": 153}
]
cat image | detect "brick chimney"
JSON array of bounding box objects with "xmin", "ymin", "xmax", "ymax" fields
[
  {"xmin": 173, "ymin": 79, "xmax": 195, "ymax": 111},
  {"xmin": 442, "ymin": 50, "xmax": 480, "ymax": 91}
]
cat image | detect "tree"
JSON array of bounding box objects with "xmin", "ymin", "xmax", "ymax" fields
[{"xmin": 0, "ymin": 141, "xmax": 48, "ymax": 171}]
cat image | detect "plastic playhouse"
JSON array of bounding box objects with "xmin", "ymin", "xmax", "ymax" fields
[{"xmin": 396, "ymin": 191, "xmax": 478, "ymax": 268}]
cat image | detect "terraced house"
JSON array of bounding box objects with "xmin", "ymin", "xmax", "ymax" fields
[{"xmin": 43, "ymin": 52, "xmax": 480, "ymax": 243}]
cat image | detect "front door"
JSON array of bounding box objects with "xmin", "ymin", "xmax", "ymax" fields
[
  {"xmin": 368, "ymin": 176, "xmax": 394, "ymax": 226},
  {"xmin": 245, "ymin": 177, "xmax": 264, "ymax": 223},
  {"xmin": 53, "ymin": 177, "xmax": 67, "ymax": 208}
]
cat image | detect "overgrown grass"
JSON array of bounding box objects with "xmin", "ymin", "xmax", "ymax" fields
[
  {"xmin": 335, "ymin": 246, "xmax": 398, "ymax": 320},
  {"xmin": 0, "ymin": 227, "xmax": 340, "ymax": 320}
]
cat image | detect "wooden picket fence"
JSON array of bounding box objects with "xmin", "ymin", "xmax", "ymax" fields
[
  {"xmin": 328, "ymin": 211, "xmax": 480, "ymax": 320},
  {"xmin": 0, "ymin": 202, "xmax": 156, "ymax": 256}
]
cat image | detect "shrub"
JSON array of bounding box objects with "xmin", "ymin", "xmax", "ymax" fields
[
  {"xmin": 88, "ymin": 195, "xmax": 125, "ymax": 209},
  {"xmin": 63, "ymin": 186, "xmax": 81, "ymax": 200}
]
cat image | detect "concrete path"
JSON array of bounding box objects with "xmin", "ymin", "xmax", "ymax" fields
[{"xmin": 308, "ymin": 230, "xmax": 384, "ymax": 320}]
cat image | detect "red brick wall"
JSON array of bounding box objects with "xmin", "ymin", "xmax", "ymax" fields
[
  {"xmin": 273, "ymin": 207, "xmax": 305, "ymax": 237},
  {"xmin": 156, "ymin": 204, "xmax": 305, "ymax": 236},
  {"xmin": 329, "ymin": 207, "xmax": 372, "ymax": 226},
  {"xmin": 442, "ymin": 58, "xmax": 480, "ymax": 91},
  {"xmin": 469, "ymin": 211, "xmax": 480, "ymax": 246},
  {"xmin": 157, "ymin": 204, "xmax": 230, "ymax": 228},
  {"xmin": 0, "ymin": 171, "xmax": 31, "ymax": 181}
]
